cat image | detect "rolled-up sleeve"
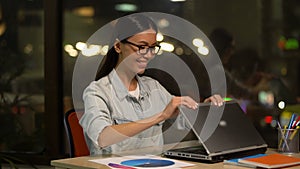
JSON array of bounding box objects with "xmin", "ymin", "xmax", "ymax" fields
[
  {"xmin": 80, "ymin": 82, "xmax": 112, "ymax": 148},
  {"xmin": 80, "ymin": 70, "xmax": 190, "ymax": 155}
]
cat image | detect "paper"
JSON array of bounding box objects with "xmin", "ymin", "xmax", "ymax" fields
[{"xmin": 89, "ymin": 155, "xmax": 195, "ymax": 169}]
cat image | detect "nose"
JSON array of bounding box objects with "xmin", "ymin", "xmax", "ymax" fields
[
  {"xmin": 142, "ymin": 49, "xmax": 155, "ymax": 59},
  {"xmin": 143, "ymin": 51, "xmax": 154, "ymax": 59}
]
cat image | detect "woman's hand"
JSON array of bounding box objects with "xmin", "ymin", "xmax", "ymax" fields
[
  {"xmin": 204, "ymin": 94, "xmax": 224, "ymax": 106},
  {"xmin": 161, "ymin": 96, "xmax": 198, "ymax": 120}
]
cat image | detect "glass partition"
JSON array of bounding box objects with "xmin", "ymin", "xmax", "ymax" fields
[
  {"xmin": 0, "ymin": 0, "xmax": 45, "ymax": 153},
  {"xmin": 62, "ymin": 0, "xmax": 300, "ymax": 149}
]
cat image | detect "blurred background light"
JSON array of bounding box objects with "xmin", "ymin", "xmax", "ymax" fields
[
  {"xmin": 72, "ymin": 6, "xmax": 95, "ymax": 17},
  {"xmin": 170, "ymin": 0, "xmax": 186, "ymax": 2},
  {"xmin": 75, "ymin": 42, "xmax": 87, "ymax": 50},
  {"xmin": 160, "ymin": 42, "xmax": 174, "ymax": 52},
  {"xmin": 278, "ymin": 101, "xmax": 285, "ymax": 109},
  {"xmin": 115, "ymin": 3, "xmax": 138, "ymax": 12},
  {"xmin": 197, "ymin": 46, "xmax": 209, "ymax": 55},
  {"xmin": 192, "ymin": 38, "xmax": 204, "ymax": 47},
  {"xmin": 157, "ymin": 18, "xmax": 169, "ymax": 28},
  {"xmin": 175, "ymin": 47, "xmax": 184, "ymax": 55},
  {"xmin": 156, "ymin": 33, "xmax": 164, "ymax": 41}
]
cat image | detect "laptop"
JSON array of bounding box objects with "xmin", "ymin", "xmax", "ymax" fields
[{"xmin": 164, "ymin": 101, "xmax": 267, "ymax": 162}]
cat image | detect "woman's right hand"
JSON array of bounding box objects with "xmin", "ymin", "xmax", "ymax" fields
[{"xmin": 161, "ymin": 96, "xmax": 198, "ymax": 120}]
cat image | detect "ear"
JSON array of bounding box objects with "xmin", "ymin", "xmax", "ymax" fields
[{"xmin": 114, "ymin": 39, "xmax": 121, "ymax": 53}]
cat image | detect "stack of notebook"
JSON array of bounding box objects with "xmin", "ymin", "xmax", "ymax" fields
[{"xmin": 224, "ymin": 153, "xmax": 300, "ymax": 168}]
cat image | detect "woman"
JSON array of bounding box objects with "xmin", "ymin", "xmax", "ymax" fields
[{"xmin": 80, "ymin": 13, "xmax": 223, "ymax": 155}]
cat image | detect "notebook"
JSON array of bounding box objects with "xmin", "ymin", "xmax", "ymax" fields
[
  {"xmin": 238, "ymin": 153, "xmax": 300, "ymax": 168},
  {"xmin": 224, "ymin": 153, "xmax": 267, "ymax": 168},
  {"xmin": 164, "ymin": 101, "xmax": 267, "ymax": 162}
]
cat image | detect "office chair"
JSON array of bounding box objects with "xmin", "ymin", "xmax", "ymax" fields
[{"xmin": 64, "ymin": 109, "xmax": 90, "ymax": 157}]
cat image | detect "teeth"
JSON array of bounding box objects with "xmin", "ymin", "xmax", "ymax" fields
[{"xmin": 137, "ymin": 60, "xmax": 147, "ymax": 63}]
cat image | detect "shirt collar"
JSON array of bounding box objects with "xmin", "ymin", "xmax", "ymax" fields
[
  {"xmin": 136, "ymin": 75, "xmax": 150, "ymax": 99},
  {"xmin": 108, "ymin": 69, "xmax": 149, "ymax": 100}
]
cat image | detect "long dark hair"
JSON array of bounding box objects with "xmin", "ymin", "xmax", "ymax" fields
[{"xmin": 95, "ymin": 13, "xmax": 158, "ymax": 81}]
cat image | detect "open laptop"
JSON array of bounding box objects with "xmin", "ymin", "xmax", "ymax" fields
[{"xmin": 164, "ymin": 101, "xmax": 267, "ymax": 162}]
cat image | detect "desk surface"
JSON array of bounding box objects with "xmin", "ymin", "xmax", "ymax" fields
[{"xmin": 51, "ymin": 141, "xmax": 300, "ymax": 169}]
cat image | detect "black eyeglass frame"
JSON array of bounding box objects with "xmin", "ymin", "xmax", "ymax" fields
[{"xmin": 122, "ymin": 39, "xmax": 161, "ymax": 55}]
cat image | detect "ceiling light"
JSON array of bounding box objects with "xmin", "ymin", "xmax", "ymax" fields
[
  {"xmin": 115, "ymin": 3, "xmax": 138, "ymax": 12},
  {"xmin": 73, "ymin": 6, "xmax": 95, "ymax": 17},
  {"xmin": 170, "ymin": 0, "xmax": 186, "ymax": 2}
]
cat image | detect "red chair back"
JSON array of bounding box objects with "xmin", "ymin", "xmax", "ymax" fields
[{"xmin": 64, "ymin": 109, "xmax": 90, "ymax": 157}]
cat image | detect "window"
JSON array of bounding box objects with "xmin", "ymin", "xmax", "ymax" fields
[{"xmin": 0, "ymin": 0, "xmax": 45, "ymax": 154}]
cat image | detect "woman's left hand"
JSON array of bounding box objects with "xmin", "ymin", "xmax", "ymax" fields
[{"xmin": 204, "ymin": 94, "xmax": 224, "ymax": 106}]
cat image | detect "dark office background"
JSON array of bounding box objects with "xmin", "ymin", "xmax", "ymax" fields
[{"xmin": 0, "ymin": 0, "xmax": 299, "ymax": 165}]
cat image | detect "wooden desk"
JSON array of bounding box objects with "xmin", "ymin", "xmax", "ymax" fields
[{"xmin": 51, "ymin": 141, "xmax": 300, "ymax": 169}]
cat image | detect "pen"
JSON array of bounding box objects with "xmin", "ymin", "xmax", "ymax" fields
[
  {"xmin": 108, "ymin": 163, "xmax": 137, "ymax": 169},
  {"xmin": 287, "ymin": 114, "xmax": 296, "ymax": 130},
  {"xmin": 291, "ymin": 115, "xmax": 300, "ymax": 129},
  {"xmin": 284, "ymin": 114, "xmax": 296, "ymax": 141},
  {"xmin": 277, "ymin": 121, "xmax": 290, "ymax": 151},
  {"xmin": 289, "ymin": 126, "xmax": 300, "ymax": 140}
]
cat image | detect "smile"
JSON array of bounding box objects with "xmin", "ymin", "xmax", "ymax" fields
[{"xmin": 137, "ymin": 60, "xmax": 148, "ymax": 68}]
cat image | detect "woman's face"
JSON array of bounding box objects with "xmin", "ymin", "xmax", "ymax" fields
[{"xmin": 115, "ymin": 28, "xmax": 158, "ymax": 75}]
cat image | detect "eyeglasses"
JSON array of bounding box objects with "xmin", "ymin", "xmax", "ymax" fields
[{"xmin": 122, "ymin": 40, "xmax": 161, "ymax": 55}]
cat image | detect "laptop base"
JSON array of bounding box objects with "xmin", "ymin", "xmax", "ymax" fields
[{"xmin": 164, "ymin": 146, "xmax": 267, "ymax": 163}]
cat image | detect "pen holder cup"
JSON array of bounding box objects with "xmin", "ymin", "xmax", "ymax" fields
[{"xmin": 278, "ymin": 128, "xmax": 299, "ymax": 154}]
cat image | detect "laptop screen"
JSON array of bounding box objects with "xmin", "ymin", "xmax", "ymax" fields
[{"xmin": 179, "ymin": 101, "xmax": 267, "ymax": 154}]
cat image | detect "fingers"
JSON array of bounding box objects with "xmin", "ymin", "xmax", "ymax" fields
[
  {"xmin": 204, "ymin": 94, "xmax": 224, "ymax": 106},
  {"xmin": 162, "ymin": 97, "xmax": 194, "ymax": 120},
  {"xmin": 180, "ymin": 96, "xmax": 198, "ymax": 110}
]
